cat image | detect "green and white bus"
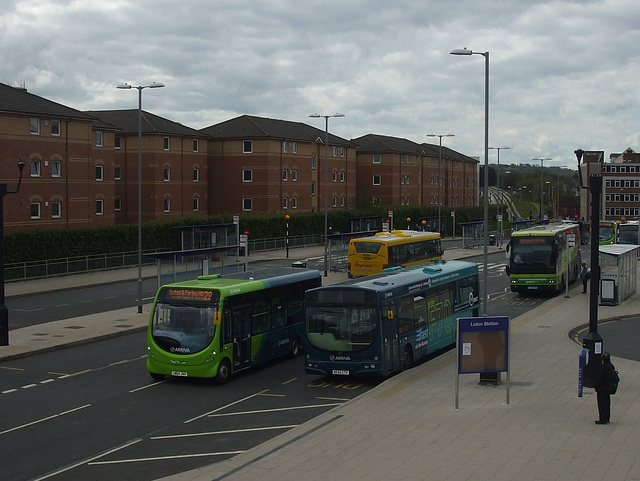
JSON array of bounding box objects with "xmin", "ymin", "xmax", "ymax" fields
[
  {"xmin": 506, "ymin": 221, "xmax": 582, "ymax": 294},
  {"xmin": 147, "ymin": 267, "xmax": 322, "ymax": 384},
  {"xmin": 304, "ymin": 260, "xmax": 480, "ymax": 377},
  {"xmin": 599, "ymin": 220, "xmax": 617, "ymax": 245}
]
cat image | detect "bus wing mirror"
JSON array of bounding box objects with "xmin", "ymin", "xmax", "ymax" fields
[{"xmin": 505, "ymin": 241, "xmax": 511, "ymax": 258}]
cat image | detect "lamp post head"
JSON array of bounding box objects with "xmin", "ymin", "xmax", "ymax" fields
[
  {"xmin": 450, "ymin": 48, "xmax": 472, "ymax": 55},
  {"xmin": 117, "ymin": 83, "xmax": 132, "ymax": 90}
]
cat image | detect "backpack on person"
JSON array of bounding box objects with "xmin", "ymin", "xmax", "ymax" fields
[{"xmin": 610, "ymin": 370, "xmax": 620, "ymax": 395}]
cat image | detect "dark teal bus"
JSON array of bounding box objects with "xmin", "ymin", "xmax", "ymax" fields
[{"xmin": 304, "ymin": 260, "xmax": 481, "ymax": 377}]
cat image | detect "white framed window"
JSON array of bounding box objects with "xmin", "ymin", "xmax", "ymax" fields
[
  {"xmin": 51, "ymin": 160, "xmax": 61, "ymax": 177},
  {"xmin": 95, "ymin": 199, "xmax": 104, "ymax": 215},
  {"xmin": 51, "ymin": 119, "xmax": 60, "ymax": 136},
  {"xmin": 372, "ymin": 197, "xmax": 381, "ymax": 207},
  {"xmin": 293, "ymin": 142, "xmax": 298, "ymax": 154},
  {"xmin": 311, "ymin": 155, "xmax": 316, "ymax": 169},
  {"xmin": 114, "ymin": 198, "xmax": 121, "ymax": 211},
  {"xmin": 340, "ymin": 147, "xmax": 344, "ymax": 157},
  {"xmin": 95, "ymin": 131, "xmax": 103, "ymax": 146},
  {"xmin": 283, "ymin": 169, "xmax": 288, "ymax": 181},
  {"xmin": 283, "ymin": 197, "xmax": 289, "ymax": 209},
  {"xmin": 373, "ymin": 153, "xmax": 381, "ymax": 163},
  {"xmin": 115, "ymin": 137, "xmax": 121, "ymax": 149},
  {"xmin": 31, "ymin": 201, "xmax": 41, "ymax": 218},
  {"xmin": 163, "ymin": 137, "xmax": 170, "ymax": 151},
  {"xmin": 242, "ymin": 198, "xmax": 253, "ymax": 211},
  {"xmin": 193, "ymin": 167, "xmax": 200, "ymax": 182},
  {"xmin": 292, "ymin": 169, "xmax": 298, "ymax": 181},
  {"xmin": 340, "ymin": 171, "xmax": 345, "ymax": 182},
  {"xmin": 193, "ymin": 196, "xmax": 200, "ymax": 211},
  {"xmin": 193, "ymin": 139, "xmax": 199, "ymax": 152},
  {"xmin": 243, "ymin": 169, "xmax": 253, "ymax": 182},
  {"xmin": 340, "ymin": 196, "xmax": 345, "ymax": 207},
  {"xmin": 163, "ymin": 197, "xmax": 171, "ymax": 212},
  {"xmin": 243, "ymin": 140, "xmax": 253, "ymax": 153},
  {"xmin": 311, "ymin": 181, "xmax": 316, "ymax": 195},
  {"xmin": 333, "ymin": 171, "xmax": 337, "ymax": 182},
  {"xmin": 283, "ymin": 141, "xmax": 288, "ymax": 153},
  {"xmin": 333, "ymin": 196, "xmax": 337, "ymax": 207},
  {"xmin": 30, "ymin": 118, "xmax": 40, "ymax": 135},
  {"xmin": 373, "ymin": 175, "xmax": 381, "ymax": 185},
  {"xmin": 96, "ymin": 165, "xmax": 104, "ymax": 181},
  {"xmin": 292, "ymin": 197, "xmax": 298, "ymax": 209},
  {"xmin": 333, "ymin": 146, "xmax": 338, "ymax": 156},
  {"xmin": 30, "ymin": 160, "xmax": 41, "ymax": 177},
  {"xmin": 114, "ymin": 166, "xmax": 121, "ymax": 180},
  {"xmin": 51, "ymin": 201, "xmax": 62, "ymax": 218},
  {"xmin": 164, "ymin": 166, "xmax": 171, "ymax": 181}
]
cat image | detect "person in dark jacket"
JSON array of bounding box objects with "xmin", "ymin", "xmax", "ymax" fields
[
  {"xmin": 580, "ymin": 261, "xmax": 590, "ymax": 293},
  {"xmin": 594, "ymin": 352, "xmax": 615, "ymax": 424}
]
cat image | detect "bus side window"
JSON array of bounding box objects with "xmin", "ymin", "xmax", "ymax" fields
[{"xmin": 222, "ymin": 309, "xmax": 232, "ymax": 344}]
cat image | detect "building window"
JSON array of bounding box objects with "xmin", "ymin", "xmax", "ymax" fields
[
  {"xmin": 372, "ymin": 197, "xmax": 381, "ymax": 207},
  {"xmin": 164, "ymin": 197, "xmax": 171, "ymax": 212},
  {"xmin": 311, "ymin": 181, "xmax": 316, "ymax": 195},
  {"xmin": 114, "ymin": 166, "xmax": 121, "ymax": 180},
  {"xmin": 373, "ymin": 175, "xmax": 381, "ymax": 185},
  {"xmin": 340, "ymin": 147, "xmax": 344, "ymax": 157},
  {"xmin": 115, "ymin": 137, "xmax": 121, "ymax": 149},
  {"xmin": 193, "ymin": 139, "xmax": 199, "ymax": 152},
  {"xmin": 333, "ymin": 196, "xmax": 337, "ymax": 207},
  {"xmin": 193, "ymin": 197, "xmax": 200, "ymax": 211},
  {"xmin": 292, "ymin": 197, "xmax": 298, "ymax": 209},
  {"xmin": 340, "ymin": 196, "xmax": 345, "ymax": 207},
  {"xmin": 283, "ymin": 169, "xmax": 288, "ymax": 181},
  {"xmin": 96, "ymin": 199, "xmax": 104, "ymax": 215},
  {"xmin": 333, "ymin": 171, "xmax": 337, "ymax": 182},
  {"xmin": 193, "ymin": 167, "xmax": 200, "ymax": 182},
  {"xmin": 283, "ymin": 197, "xmax": 289, "ymax": 209},
  {"xmin": 51, "ymin": 120, "xmax": 60, "ymax": 136},
  {"xmin": 293, "ymin": 142, "xmax": 298, "ymax": 154},
  {"xmin": 95, "ymin": 131, "xmax": 103, "ymax": 147},
  {"xmin": 340, "ymin": 171, "xmax": 345, "ymax": 182},
  {"xmin": 164, "ymin": 166, "xmax": 171, "ymax": 181},
  {"xmin": 242, "ymin": 198, "xmax": 253, "ymax": 211},
  {"xmin": 163, "ymin": 137, "xmax": 170, "ymax": 150},
  {"xmin": 243, "ymin": 169, "xmax": 253, "ymax": 182},
  {"xmin": 51, "ymin": 161, "xmax": 61, "ymax": 177},
  {"xmin": 114, "ymin": 198, "xmax": 121, "ymax": 211},
  {"xmin": 373, "ymin": 153, "xmax": 381, "ymax": 163},
  {"xmin": 243, "ymin": 140, "xmax": 253, "ymax": 153},
  {"xmin": 292, "ymin": 169, "xmax": 298, "ymax": 181},
  {"xmin": 30, "ymin": 160, "xmax": 41, "ymax": 177},
  {"xmin": 311, "ymin": 155, "xmax": 316, "ymax": 169},
  {"xmin": 51, "ymin": 201, "xmax": 62, "ymax": 218},
  {"xmin": 333, "ymin": 146, "xmax": 338, "ymax": 157},
  {"xmin": 30, "ymin": 118, "xmax": 40, "ymax": 135},
  {"xmin": 283, "ymin": 141, "xmax": 288, "ymax": 153},
  {"xmin": 31, "ymin": 202, "xmax": 41, "ymax": 218},
  {"xmin": 96, "ymin": 165, "xmax": 104, "ymax": 181}
]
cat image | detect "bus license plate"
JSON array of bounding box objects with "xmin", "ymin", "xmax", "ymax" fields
[
  {"xmin": 332, "ymin": 369, "xmax": 349, "ymax": 376},
  {"xmin": 171, "ymin": 371, "xmax": 188, "ymax": 377}
]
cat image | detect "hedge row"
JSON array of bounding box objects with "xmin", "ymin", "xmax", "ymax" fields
[{"xmin": 4, "ymin": 205, "xmax": 499, "ymax": 264}]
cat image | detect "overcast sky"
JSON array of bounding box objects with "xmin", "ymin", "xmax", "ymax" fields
[{"xmin": 3, "ymin": 0, "xmax": 640, "ymax": 168}]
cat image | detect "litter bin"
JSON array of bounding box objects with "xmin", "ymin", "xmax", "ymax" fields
[
  {"xmin": 292, "ymin": 261, "xmax": 306, "ymax": 268},
  {"xmin": 489, "ymin": 235, "xmax": 495, "ymax": 246}
]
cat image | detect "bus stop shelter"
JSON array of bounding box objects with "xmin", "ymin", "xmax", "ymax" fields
[
  {"xmin": 460, "ymin": 220, "xmax": 485, "ymax": 249},
  {"xmin": 599, "ymin": 244, "xmax": 639, "ymax": 306}
]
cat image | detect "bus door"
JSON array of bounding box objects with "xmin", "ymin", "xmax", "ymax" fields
[
  {"xmin": 381, "ymin": 303, "xmax": 400, "ymax": 373},
  {"xmin": 231, "ymin": 305, "xmax": 251, "ymax": 368}
]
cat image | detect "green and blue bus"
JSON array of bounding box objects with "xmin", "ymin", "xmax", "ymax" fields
[
  {"xmin": 304, "ymin": 260, "xmax": 480, "ymax": 377},
  {"xmin": 506, "ymin": 221, "xmax": 582, "ymax": 294},
  {"xmin": 599, "ymin": 220, "xmax": 617, "ymax": 245},
  {"xmin": 147, "ymin": 267, "xmax": 322, "ymax": 384}
]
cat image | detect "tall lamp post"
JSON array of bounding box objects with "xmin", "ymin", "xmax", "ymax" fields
[
  {"xmin": 533, "ymin": 157, "xmax": 552, "ymax": 222},
  {"xmin": 489, "ymin": 146, "xmax": 510, "ymax": 245},
  {"xmin": 117, "ymin": 82, "xmax": 165, "ymax": 313},
  {"xmin": 309, "ymin": 113, "xmax": 344, "ymax": 277},
  {"xmin": 451, "ymin": 47, "xmax": 489, "ymax": 316},
  {"xmin": 0, "ymin": 161, "xmax": 25, "ymax": 346},
  {"xmin": 427, "ymin": 133, "xmax": 454, "ymax": 236}
]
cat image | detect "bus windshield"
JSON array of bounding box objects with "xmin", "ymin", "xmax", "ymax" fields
[
  {"xmin": 600, "ymin": 225, "xmax": 616, "ymax": 243},
  {"xmin": 510, "ymin": 237, "xmax": 556, "ymax": 274},
  {"xmin": 152, "ymin": 303, "xmax": 217, "ymax": 355},
  {"xmin": 618, "ymin": 225, "xmax": 639, "ymax": 245},
  {"xmin": 306, "ymin": 305, "xmax": 377, "ymax": 353},
  {"xmin": 352, "ymin": 242, "xmax": 383, "ymax": 254}
]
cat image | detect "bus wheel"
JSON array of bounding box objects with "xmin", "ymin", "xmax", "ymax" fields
[
  {"xmin": 291, "ymin": 337, "xmax": 302, "ymax": 358},
  {"xmin": 403, "ymin": 346, "xmax": 413, "ymax": 370},
  {"xmin": 215, "ymin": 358, "xmax": 231, "ymax": 385},
  {"xmin": 150, "ymin": 372, "xmax": 165, "ymax": 382}
]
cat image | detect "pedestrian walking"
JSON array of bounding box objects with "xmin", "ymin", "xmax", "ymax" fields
[
  {"xmin": 594, "ymin": 352, "xmax": 615, "ymax": 424},
  {"xmin": 580, "ymin": 261, "xmax": 590, "ymax": 293}
]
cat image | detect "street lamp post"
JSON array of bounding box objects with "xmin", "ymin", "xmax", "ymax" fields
[
  {"xmin": 117, "ymin": 82, "xmax": 165, "ymax": 313},
  {"xmin": 309, "ymin": 113, "xmax": 344, "ymax": 277},
  {"xmin": 489, "ymin": 146, "xmax": 511, "ymax": 245},
  {"xmin": 533, "ymin": 157, "xmax": 552, "ymax": 222},
  {"xmin": 0, "ymin": 161, "xmax": 25, "ymax": 346},
  {"xmin": 451, "ymin": 47, "xmax": 489, "ymax": 316},
  {"xmin": 427, "ymin": 133, "xmax": 455, "ymax": 236},
  {"xmin": 285, "ymin": 214, "xmax": 290, "ymax": 258}
]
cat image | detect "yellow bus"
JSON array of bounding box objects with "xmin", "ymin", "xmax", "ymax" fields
[{"xmin": 347, "ymin": 230, "xmax": 443, "ymax": 277}]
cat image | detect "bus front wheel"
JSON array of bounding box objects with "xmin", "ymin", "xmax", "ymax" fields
[
  {"xmin": 291, "ymin": 337, "xmax": 302, "ymax": 358},
  {"xmin": 215, "ymin": 358, "xmax": 231, "ymax": 385},
  {"xmin": 403, "ymin": 346, "xmax": 413, "ymax": 371},
  {"xmin": 150, "ymin": 372, "xmax": 165, "ymax": 382}
]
